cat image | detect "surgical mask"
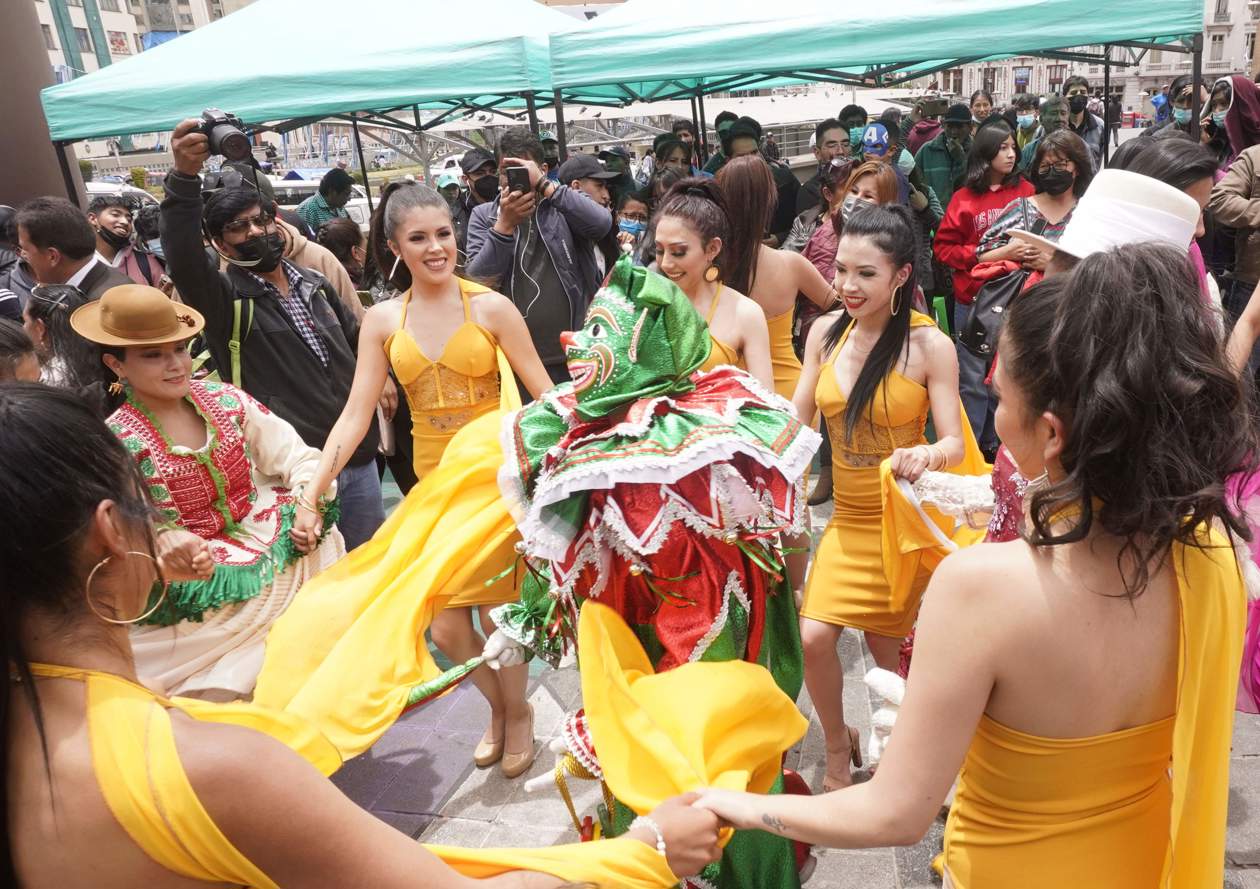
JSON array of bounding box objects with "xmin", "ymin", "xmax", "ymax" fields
[
  {"xmin": 146, "ymin": 237, "xmax": 165, "ymax": 261},
  {"xmin": 227, "ymin": 231, "xmax": 285, "ymax": 273},
  {"xmin": 841, "ymin": 194, "xmax": 876, "ymax": 220},
  {"xmin": 618, "ymin": 218, "xmax": 646, "ymax": 240},
  {"xmin": 849, "ymin": 127, "xmax": 866, "ymax": 152},
  {"xmin": 1034, "ymin": 168, "xmax": 1074, "ymax": 197},
  {"xmin": 1212, "ymin": 110, "xmax": 1229, "ymax": 127},
  {"xmin": 472, "ymin": 175, "xmax": 500, "ymax": 202},
  {"xmin": 98, "ymin": 226, "xmax": 131, "ymax": 250},
  {"xmin": 1068, "ymin": 95, "xmax": 1089, "ymax": 115},
  {"xmin": 1017, "ymin": 114, "xmax": 1036, "ymax": 130},
  {"xmin": 1173, "ymin": 107, "xmax": 1192, "ymax": 125}
]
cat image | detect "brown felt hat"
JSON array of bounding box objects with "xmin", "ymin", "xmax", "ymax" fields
[{"xmin": 70, "ymin": 284, "xmax": 205, "ymax": 347}]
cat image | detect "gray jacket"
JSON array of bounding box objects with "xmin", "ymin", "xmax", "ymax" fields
[{"xmin": 466, "ymin": 185, "xmax": 614, "ymax": 331}]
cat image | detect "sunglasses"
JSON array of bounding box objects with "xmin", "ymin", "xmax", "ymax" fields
[{"xmin": 222, "ymin": 210, "xmax": 275, "ymax": 237}]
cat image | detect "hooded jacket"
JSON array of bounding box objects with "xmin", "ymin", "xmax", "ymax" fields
[{"xmin": 906, "ymin": 119, "xmax": 942, "ymax": 156}]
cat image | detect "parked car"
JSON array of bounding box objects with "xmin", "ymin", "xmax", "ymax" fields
[
  {"xmin": 84, "ymin": 179, "xmax": 159, "ymax": 208},
  {"xmin": 267, "ymin": 177, "xmax": 372, "ymax": 233}
]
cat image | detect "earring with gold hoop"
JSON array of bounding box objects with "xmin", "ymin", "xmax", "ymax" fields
[
  {"xmin": 704, "ymin": 265, "xmax": 720, "ymax": 283},
  {"xmin": 84, "ymin": 551, "xmax": 169, "ymax": 625}
]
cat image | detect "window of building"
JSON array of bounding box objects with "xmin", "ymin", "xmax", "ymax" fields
[
  {"xmin": 1211, "ymin": 33, "xmax": 1225, "ymax": 62},
  {"xmin": 66, "ymin": 0, "xmax": 83, "ymax": 6},
  {"xmin": 1216, "ymin": 0, "xmax": 1230, "ymax": 16},
  {"xmin": 1249, "ymin": 33, "xmax": 1257, "ymax": 65},
  {"xmin": 107, "ymin": 30, "xmax": 130, "ymax": 54},
  {"xmin": 1048, "ymin": 64, "xmax": 1067, "ymax": 89},
  {"xmin": 982, "ymin": 67, "xmax": 997, "ymax": 94},
  {"xmin": 178, "ymin": 12, "xmax": 193, "ymax": 25},
  {"xmin": 1150, "ymin": 49, "xmax": 1162, "ymax": 64},
  {"xmin": 41, "ymin": 24, "xmax": 56, "ymax": 49},
  {"xmin": 74, "ymin": 27, "xmax": 92, "ymax": 51},
  {"xmin": 100, "ymin": 0, "xmax": 121, "ymax": 10}
]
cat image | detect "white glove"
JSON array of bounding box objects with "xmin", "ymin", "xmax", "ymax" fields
[
  {"xmin": 482, "ymin": 629, "xmax": 528, "ymax": 671},
  {"xmin": 863, "ymin": 667, "xmax": 906, "ymax": 766}
]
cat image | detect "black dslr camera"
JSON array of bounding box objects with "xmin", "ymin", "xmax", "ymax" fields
[{"xmin": 197, "ymin": 108, "xmax": 252, "ymax": 162}]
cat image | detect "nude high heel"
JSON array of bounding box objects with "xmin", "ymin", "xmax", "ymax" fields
[{"xmin": 499, "ymin": 704, "xmax": 536, "ymax": 779}]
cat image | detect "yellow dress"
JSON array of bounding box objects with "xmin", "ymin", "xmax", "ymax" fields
[
  {"xmin": 766, "ymin": 308, "xmax": 802, "ymax": 401},
  {"xmin": 800, "ymin": 312, "xmax": 932, "ymax": 637},
  {"xmin": 384, "ymin": 278, "xmax": 518, "ymax": 608},
  {"xmin": 697, "ymin": 285, "xmax": 746, "ymax": 372},
  {"xmin": 942, "ymin": 528, "xmax": 1245, "ymax": 888},
  {"xmin": 23, "ymin": 605, "xmax": 809, "ymax": 888}
]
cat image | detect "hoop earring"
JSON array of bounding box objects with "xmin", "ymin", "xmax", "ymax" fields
[
  {"xmin": 389, "ymin": 255, "xmax": 402, "ymax": 283},
  {"xmin": 704, "ymin": 265, "xmax": 720, "ymax": 283},
  {"xmin": 84, "ymin": 551, "xmax": 169, "ymax": 626},
  {"xmin": 890, "ymin": 284, "xmax": 902, "ymax": 316}
]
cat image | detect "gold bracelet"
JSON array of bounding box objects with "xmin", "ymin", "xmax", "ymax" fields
[
  {"xmin": 297, "ymin": 495, "xmax": 320, "ymax": 514},
  {"xmin": 930, "ymin": 444, "xmax": 948, "ymax": 472}
]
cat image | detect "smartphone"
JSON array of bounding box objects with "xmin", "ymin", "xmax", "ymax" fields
[
  {"xmin": 921, "ymin": 97, "xmax": 949, "ymax": 118},
  {"xmin": 356, "ymin": 290, "xmax": 374, "ymax": 309},
  {"xmin": 505, "ymin": 166, "xmax": 531, "ymax": 195}
]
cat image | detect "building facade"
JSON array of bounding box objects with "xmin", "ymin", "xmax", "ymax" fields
[
  {"xmin": 34, "ymin": 0, "xmax": 146, "ymax": 82},
  {"xmin": 126, "ymin": 0, "xmax": 225, "ymax": 48}
]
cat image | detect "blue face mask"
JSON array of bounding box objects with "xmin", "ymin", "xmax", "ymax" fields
[
  {"xmin": 146, "ymin": 237, "xmax": 165, "ymax": 261},
  {"xmin": 1173, "ymin": 108, "xmax": 1192, "ymax": 125},
  {"xmin": 849, "ymin": 126, "xmax": 866, "ymax": 152},
  {"xmin": 1017, "ymin": 114, "xmax": 1036, "ymax": 130},
  {"xmin": 1212, "ymin": 110, "xmax": 1229, "ymax": 127},
  {"xmin": 618, "ymin": 218, "xmax": 646, "ymax": 239}
]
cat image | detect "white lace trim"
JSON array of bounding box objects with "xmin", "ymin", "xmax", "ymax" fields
[
  {"xmin": 688, "ymin": 571, "xmax": 744, "ymax": 662},
  {"xmin": 910, "ymin": 471, "xmax": 996, "ymax": 517}
]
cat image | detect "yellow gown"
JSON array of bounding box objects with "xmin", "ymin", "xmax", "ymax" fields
[
  {"xmin": 24, "ymin": 605, "xmax": 808, "ymax": 888},
  {"xmin": 942, "ymin": 527, "xmax": 1245, "ymax": 888},
  {"xmin": 697, "ymin": 285, "xmax": 746, "ymax": 372},
  {"xmin": 801, "ymin": 312, "xmax": 933, "ymax": 637},
  {"xmin": 385, "ymin": 277, "xmax": 518, "ymax": 608},
  {"xmin": 766, "ymin": 308, "xmax": 802, "ymax": 401}
]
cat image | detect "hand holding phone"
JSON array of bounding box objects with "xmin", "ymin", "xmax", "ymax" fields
[{"xmin": 504, "ymin": 165, "xmax": 533, "ymax": 195}]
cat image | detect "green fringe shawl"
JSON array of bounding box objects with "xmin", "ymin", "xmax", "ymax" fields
[{"xmin": 139, "ymin": 497, "xmax": 341, "ymax": 627}]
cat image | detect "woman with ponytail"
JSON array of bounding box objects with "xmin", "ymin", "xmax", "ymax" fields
[
  {"xmin": 297, "ymin": 180, "xmax": 552, "ymax": 779},
  {"xmin": 791, "ymin": 205, "xmax": 967, "ymax": 792}
]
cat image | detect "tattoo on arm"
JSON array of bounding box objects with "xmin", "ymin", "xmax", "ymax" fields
[
  {"xmin": 762, "ymin": 813, "xmax": 787, "ymax": 834},
  {"xmin": 332, "ymin": 444, "xmax": 343, "ymax": 474}
]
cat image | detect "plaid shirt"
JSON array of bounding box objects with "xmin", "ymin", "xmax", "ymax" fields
[
  {"xmin": 249, "ymin": 261, "xmax": 330, "ymax": 366},
  {"xmin": 295, "ymin": 193, "xmax": 348, "ymax": 233}
]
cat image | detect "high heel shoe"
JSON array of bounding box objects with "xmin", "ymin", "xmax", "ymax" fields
[
  {"xmin": 500, "ymin": 704, "xmax": 536, "ymax": 779},
  {"xmin": 473, "ymin": 725, "xmax": 504, "ymax": 768},
  {"xmin": 822, "ymin": 725, "xmax": 863, "ymax": 793}
]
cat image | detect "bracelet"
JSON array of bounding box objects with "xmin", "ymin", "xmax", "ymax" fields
[
  {"xmin": 630, "ymin": 815, "xmax": 667, "ymax": 859},
  {"xmin": 926, "ymin": 444, "xmax": 947, "ymax": 472}
]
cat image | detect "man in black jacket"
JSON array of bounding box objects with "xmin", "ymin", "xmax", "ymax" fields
[
  {"xmin": 15, "ymin": 197, "xmax": 132, "ymax": 301},
  {"xmin": 162, "ymin": 118, "xmax": 384, "ymax": 549}
]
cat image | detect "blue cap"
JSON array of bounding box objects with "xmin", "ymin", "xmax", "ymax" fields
[
  {"xmin": 436, "ymin": 170, "xmax": 461, "ymax": 189},
  {"xmin": 862, "ymin": 123, "xmax": 891, "ymax": 157}
]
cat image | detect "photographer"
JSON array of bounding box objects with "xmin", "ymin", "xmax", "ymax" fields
[{"xmin": 161, "ymin": 117, "xmax": 385, "ymax": 550}]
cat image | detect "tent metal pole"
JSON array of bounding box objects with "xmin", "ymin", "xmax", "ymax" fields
[
  {"xmin": 553, "ymin": 90, "xmax": 569, "ymax": 162},
  {"xmin": 525, "ymin": 93, "xmax": 540, "ymax": 133},
  {"xmin": 351, "ymin": 115, "xmax": 374, "ymax": 213},
  {"xmin": 689, "ymin": 95, "xmax": 701, "ymax": 166},
  {"xmin": 1191, "ymin": 32, "xmax": 1203, "ymax": 142},
  {"xmin": 54, "ymin": 141, "xmax": 80, "ymax": 207},
  {"xmin": 1102, "ymin": 45, "xmax": 1111, "ymax": 167},
  {"xmin": 696, "ymin": 91, "xmax": 710, "ymax": 163}
]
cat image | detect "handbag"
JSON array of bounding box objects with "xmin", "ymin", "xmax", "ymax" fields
[{"xmin": 958, "ymin": 199, "xmax": 1048, "ymax": 358}]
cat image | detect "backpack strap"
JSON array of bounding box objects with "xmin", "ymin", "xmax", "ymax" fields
[{"xmin": 227, "ymin": 297, "xmax": 253, "ymax": 385}]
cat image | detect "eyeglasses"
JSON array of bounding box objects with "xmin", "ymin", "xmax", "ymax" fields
[
  {"xmin": 222, "ymin": 211, "xmax": 275, "ymax": 237},
  {"xmin": 1038, "ymin": 162, "xmax": 1073, "ymax": 174}
]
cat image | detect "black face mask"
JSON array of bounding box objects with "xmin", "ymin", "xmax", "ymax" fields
[
  {"xmin": 472, "ymin": 175, "xmax": 500, "ymax": 203},
  {"xmin": 1035, "ymin": 168, "xmax": 1075, "ymax": 196},
  {"xmin": 228, "ymin": 231, "xmax": 285, "ymax": 273},
  {"xmin": 1068, "ymin": 95, "xmax": 1089, "ymax": 115},
  {"xmin": 98, "ymin": 226, "xmax": 131, "ymax": 250}
]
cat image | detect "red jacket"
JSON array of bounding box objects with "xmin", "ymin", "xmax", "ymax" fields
[
  {"xmin": 933, "ymin": 179, "xmax": 1035, "ymax": 304},
  {"xmin": 906, "ymin": 119, "xmax": 942, "ymax": 156}
]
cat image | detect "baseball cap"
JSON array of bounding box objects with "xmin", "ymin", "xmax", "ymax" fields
[
  {"xmin": 458, "ymin": 148, "xmax": 496, "ymax": 175},
  {"xmin": 943, "ymin": 103, "xmax": 972, "ymax": 125},
  {"xmin": 557, "ymin": 154, "xmax": 619, "ymax": 184},
  {"xmin": 599, "ymin": 145, "xmax": 631, "ymax": 161},
  {"xmin": 539, "ymin": 130, "xmax": 558, "ymax": 144},
  {"xmin": 862, "ymin": 123, "xmax": 891, "ymax": 157},
  {"xmin": 436, "ymin": 170, "xmax": 461, "ymax": 189}
]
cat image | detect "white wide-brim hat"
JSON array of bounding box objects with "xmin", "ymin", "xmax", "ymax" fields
[{"xmin": 1009, "ymin": 168, "xmax": 1200, "ymax": 260}]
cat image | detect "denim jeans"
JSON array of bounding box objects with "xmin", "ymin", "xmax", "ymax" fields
[
  {"xmin": 954, "ymin": 302, "xmax": 998, "ymax": 454},
  {"xmin": 335, "ymin": 460, "xmax": 386, "ymax": 551}
]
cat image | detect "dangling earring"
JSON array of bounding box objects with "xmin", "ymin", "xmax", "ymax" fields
[
  {"xmin": 890, "ymin": 284, "xmax": 902, "ymax": 316},
  {"xmin": 704, "ymin": 265, "xmax": 720, "ymax": 283},
  {"xmin": 85, "ymin": 551, "xmax": 169, "ymax": 625},
  {"xmin": 108, "ymin": 376, "xmax": 126, "ymax": 397},
  {"xmin": 389, "ymin": 254, "xmax": 402, "ymax": 283}
]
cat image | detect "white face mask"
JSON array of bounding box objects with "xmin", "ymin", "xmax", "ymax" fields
[{"xmin": 841, "ymin": 194, "xmax": 877, "ymax": 219}]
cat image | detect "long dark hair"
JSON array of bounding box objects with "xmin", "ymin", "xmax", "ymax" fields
[
  {"xmin": 0, "ymin": 383, "xmax": 159, "ymax": 886},
  {"xmin": 1109, "ymin": 132, "xmax": 1219, "ymax": 192},
  {"xmin": 1003, "ymin": 244, "xmax": 1258, "ymax": 597},
  {"xmin": 655, "ymin": 177, "xmax": 731, "ymax": 278},
  {"xmin": 963, "ymin": 124, "xmax": 1023, "ymax": 193},
  {"xmin": 25, "ymin": 283, "xmax": 98, "ymax": 390},
  {"xmin": 821, "ymin": 204, "xmax": 920, "ymax": 443},
  {"xmin": 715, "ymin": 155, "xmax": 777, "ymax": 294},
  {"xmin": 367, "ymin": 180, "xmax": 450, "ymax": 292},
  {"xmin": 0, "ymin": 318, "xmax": 35, "ymax": 381}
]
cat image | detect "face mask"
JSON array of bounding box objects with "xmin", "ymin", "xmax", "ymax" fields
[
  {"xmin": 841, "ymin": 194, "xmax": 876, "ymax": 220},
  {"xmin": 849, "ymin": 127, "xmax": 866, "ymax": 152},
  {"xmin": 1068, "ymin": 95, "xmax": 1089, "ymax": 115},
  {"xmin": 227, "ymin": 231, "xmax": 285, "ymax": 273},
  {"xmin": 1173, "ymin": 107, "xmax": 1192, "ymax": 125},
  {"xmin": 98, "ymin": 226, "xmax": 131, "ymax": 250},
  {"xmin": 618, "ymin": 218, "xmax": 646, "ymax": 239},
  {"xmin": 146, "ymin": 237, "xmax": 165, "ymax": 261},
  {"xmin": 1035, "ymin": 168, "xmax": 1074, "ymax": 196},
  {"xmin": 1212, "ymin": 110, "xmax": 1229, "ymax": 127},
  {"xmin": 472, "ymin": 175, "xmax": 500, "ymax": 202},
  {"xmin": 1017, "ymin": 114, "xmax": 1036, "ymax": 130}
]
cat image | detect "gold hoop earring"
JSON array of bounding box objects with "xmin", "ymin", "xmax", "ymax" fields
[
  {"xmin": 85, "ymin": 551, "xmax": 169, "ymax": 625},
  {"xmin": 704, "ymin": 265, "xmax": 720, "ymax": 283},
  {"xmin": 890, "ymin": 284, "xmax": 902, "ymax": 316}
]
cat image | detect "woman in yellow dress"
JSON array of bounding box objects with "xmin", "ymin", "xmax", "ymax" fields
[
  {"xmin": 715, "ymin": 155, "xmax": 839, "ymax": 401},
  {"xmin": 691, "ymin": 245, "xmax": 1252, "ymax": 889},
  {"xmin": 792, "ymin": 206, "xmax": 967, "ymax": 791},
  {"xmin": 649, "ymin": 178, "xmax": 774, "ymax": 389},
  {"xmin": 297, "ymin": 181, "xmax": 553, "ymax": 778},
  {"xmin": 0, "ymin": 383, "xmax": 727, "ymax": 889}
]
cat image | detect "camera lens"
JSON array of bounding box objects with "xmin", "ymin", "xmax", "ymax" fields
[{"xmin": 212, "ymin": 125, "xmax": 252, "ymax": 163}]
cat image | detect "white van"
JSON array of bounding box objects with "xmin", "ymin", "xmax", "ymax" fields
[
  {"xmin": 84, "ymin": 180, "xmax": 159, "ymax": 208},
  {"xmin": 267, "ymin": 178, "xmax": 372, "ymax": 233}
]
